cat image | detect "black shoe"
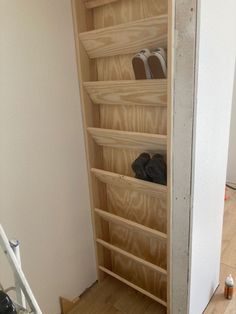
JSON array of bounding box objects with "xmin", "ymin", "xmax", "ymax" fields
[
  {"xmin": 0, "ymin": 291, "xmax": 17, "ymax": 314},
  {"xmin": 145, "ymin": 154, "xmax": 167, "ymax": 185},
  {"xmin": 131, "ymin": 153, "xmax": 152, "ymax": 181}
]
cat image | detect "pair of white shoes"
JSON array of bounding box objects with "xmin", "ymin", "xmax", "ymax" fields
[{"xmin": 132, "ymin": 48, "xmax": 167, "ymax": 80}]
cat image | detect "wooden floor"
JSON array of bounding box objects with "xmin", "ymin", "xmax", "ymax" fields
[
  {"xmin": 69, "ymin": 188, "xmax": 236, "ymax": 314},
  {"xmin": 69, "ymin": 276, "xmax": 166, "ymax": 314},
  {"xmin": 204, "ymin": 187, "xmax": 236, "ymax": 313}
]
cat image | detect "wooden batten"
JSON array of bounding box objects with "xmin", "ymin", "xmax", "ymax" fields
[
  {"xmin": 91, "ymin": 168, "xmax": 167, "ymax": 199},
  {"xmin": 99, "ymin": 266, "xmax": 168, "ymax": 307},
  {"xmin": 95, "ymin": 208, "xmax": 167, "ymax": 239},
  {"xmin": 97, "ymin": 238, "xmax": 167, "ymax": 274}
]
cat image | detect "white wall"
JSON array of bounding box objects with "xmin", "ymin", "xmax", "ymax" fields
[
  {"xmin": 189, "ymin": 0, "xmax": 236, "ymax": 313},
  {"xmin": 227, "ymin": 76, "xmax": 236, "ymax": 183},
  {"xmin": 0, "ymin": 1, "xmax": 96, "ymax": 314}
]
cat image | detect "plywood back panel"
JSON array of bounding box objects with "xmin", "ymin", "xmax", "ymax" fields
[
  {"xmin": 100, "ymin": 105, "xmax": 167, "ymax": 134},
  {"xmin": 93, "ymin": 0, "xmax": 168, "ymax": 28},
  {"xmin": 102, "ymin": 148, "xmax": 166, "ymax": 176},
  {"xmin": 107, "ymin": 185, "xmax": 167, "ymax": 233},
  {"xmin": 111, "ymin": 252, "xmax": 167, "ymax": 301},
  {"xmin": 109, "ymin": 222, "xmax": 167, "ymax": 269}
]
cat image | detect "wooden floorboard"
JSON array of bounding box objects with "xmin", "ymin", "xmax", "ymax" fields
[
  {"xmin": 204, "ymin": 188, "xmax": 236, "ymax": 313},
  {"xmin": 69, "ymin": 276, "xmax": 166, "ymax": 314}
]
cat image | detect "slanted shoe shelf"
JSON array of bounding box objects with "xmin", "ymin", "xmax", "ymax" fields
[
  {"xmin": 84, "ymin": 79, "xmax": 167, "ymax": 107},
  {"xmin": 72, "ymin": 0, "xmax": 171, "ymax": 312},
  {"xmin": 79, "ymin": 16, "xmax": 167, "ymax": 59}
]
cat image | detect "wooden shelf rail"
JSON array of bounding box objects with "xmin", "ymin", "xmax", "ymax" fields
[
  {"xmin": 83, "ymin": 0, "xmax": 118, "ymax": 9},
  {"xmin": 95, "ymin": 208, "xmax": 167, "ymax": 240},
  {"xmin": 91, "ymin": 168, "xmax": 167, "ymax": 199},
  {"xmin": 87, "ymin": 127, "xmax": 167, "ymax": 151},
  {"xmin": 97, "ymin": 238, "xmax": 167, "ymax": 274},
  {"xmin": 99, "ymin": 266, "xmax": 167, "ymax": 307},
  {"xmin": 79, "ymin": 15, "xmax": 168, "ymax": 58},
  {"xmin": 84, "ymin": 79, "xmax": 167, "ymax": 107}
]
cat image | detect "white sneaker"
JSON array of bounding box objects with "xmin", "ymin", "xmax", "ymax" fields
[
  {"xmin": 132, "ymin": 49, "xmax": 152, "ymax": 80},
  {"xmin": 148, "ymin": 48, "xmax": 167, "ymax": 79}
]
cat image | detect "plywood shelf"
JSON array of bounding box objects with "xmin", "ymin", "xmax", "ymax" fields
[
  {"xmin": 97, "ymin": 238, "xmax": 167, "ymax": 274},
  {"xmin": 84, "ymin": 79, "xmax": 167, "ymax": 107},
  {"xmin": 87, "ymin": 127, "xmax": 167, "ymax": 151},
  {"xmin": 91, "ymin": 168, "xmax": 167, "ymax": 198},
  {"xmin": 95, "ymin": 208, "xmax": 167, "ymax": 240},
  {"xmin": 79, "ymin": 15, "xmax": 168, "ymax": 59},
  {"xmin": 99, "ymin": 266, "xmax": 167, "ymax": 307},
  {"xmin": 83, "ymin": 0, "xmax": 118, "ymax": 9}
]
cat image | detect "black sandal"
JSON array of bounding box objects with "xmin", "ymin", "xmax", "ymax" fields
[
  {"xmin": 131, "ymin": 153, "xmax": 152, "ymax": 181},
  {"xmin": 0, "ymin": 291, "xmax": 17, "ymax": 314},
  {"xmin": 145, "ymin": 154, "xmax": 167, "ymax": 185}
]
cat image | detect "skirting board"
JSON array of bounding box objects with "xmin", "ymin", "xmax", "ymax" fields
[{"xmin": 60, "ymin": 296, "xmax": 80, "ymax": 314}]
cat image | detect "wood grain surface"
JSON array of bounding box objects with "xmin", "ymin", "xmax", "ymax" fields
[
  {"xmin": 93, "ymin": 0, "xmax": 168, "ymax": 29},
  {"xmin": 102, "ymin": 148, "xmax": 167, "ymax": 177},
  {"xmin": 84, "ymin": 80, "xmax": 167, "ymax": 107},
  {"xmin": 91, "ymin": 168, "xmax": 167, "ymax": 199},
  {"xmin": 83, "ymin": 0, "xmax": 118, "ymax": 9},
  {"xmin": 99, "ymin": 266, "xmax": 167, "ymax": 306},
  {"xmin": 73, "ymin": 0, "xmax": 169, "ymax": 306},
  {"xmin": 88, "ymin": 127, "xmax": 167, "ymax": 150},
  {"xmin": 79, "ymin": 15, "xmax": 168, "ymax": 58},
  {"xmin": 95, "ymin": 208, "xmax": 167, "ymax": 239},
  {"xmin": 109, "ymin": 222, "xmax": 167, "ymax": 269},
  {"xmin": 107, "ymin": 184, "xmax": 167, "ymax": 233},
  {"xmin": 100, "ymin": 105, "xmax": 167, "ymax": 134},
  {"xmin": 109, "ymin": 252, "xmax": 167, "ymax": 300},
  {"xmin": 204, "ymin": 189, "xmax": 236, "ymax": 313},
  {"xmin": 69, "ymin": 276, "xmax": 167, "ymax": 314},
  {"xmin": 97, "ymin": 238, "xmax": 167, "ymax": 274}
]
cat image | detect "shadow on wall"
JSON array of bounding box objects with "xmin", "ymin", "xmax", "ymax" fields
[{"xmin": 227, "ymin": 61, "xmax": 236, "ymax": 184}]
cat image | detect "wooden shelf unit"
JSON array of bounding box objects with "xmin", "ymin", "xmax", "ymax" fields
[{"xmin": 72, "ymin": 0, "xmax": 171, "ymax": 312}]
